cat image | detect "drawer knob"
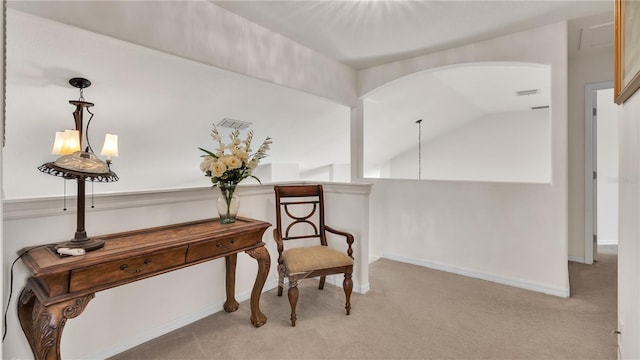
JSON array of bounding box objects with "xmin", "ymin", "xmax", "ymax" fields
[
  {"xmin": 216, "ymin": 239, "xmax": 236, "ymax": 249},
  {"xmin": 120, "ymin": 258, "xmax": 152, "ymax": 274}
]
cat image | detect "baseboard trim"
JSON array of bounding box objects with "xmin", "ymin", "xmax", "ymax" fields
[
  {"xmin": 357, "ymin": 283, "xmax": 371, "ymax": 294},
  {"xmin": 84, "ymin": 279, "xmax": 279, "ymax": 360},
  {"xmin": 598, "ymin": 239, "xmax": 618, "ymax": 245},
  {"xmin": 324, "ymin": 275, "xmax": 370, "ymax": 294},
  {"xmin": 383, "ymin": 254, "xmax": 570, "ymax": 298},
  {"xmin": 568, "ymin": 256, "xmax": 586, "ymax": 263}
]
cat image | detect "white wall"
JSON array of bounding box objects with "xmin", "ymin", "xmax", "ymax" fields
[
  {"xmin": 357, "ymin": 22, "xmax": 570, "ymax": 297},
  {"xmin": 388, "ymin": 110, "xmax": 551, "ymax": 183},
  {"xmin": 252, "ymin": 163, "xmax": 300, "ymax": 183},
  {"xmin": 2, "ymin": 4, "xmax": 355, "ymax": 203},
  {"xmin": 251, "ymin": 163, "xmax": 352, "ymax": 183},
  {"xmin": 568, "ymin": 50, "xmax": 614, "ymax": 261},
  {"xmin": 596, "ymin": 88, "xmax": 619, "ymax": 245},
  {"xmin": 300, "ymin": 164, "xmax": 351, "ymax": 182},
  {"xmin": 1, "ymin": 183, "xmax": 371, "ymax": 359},
  {"xmin": 618, "ymin": 91, "xmax": 640, "ymax": 360},
  {"xmin": 368, "ymin": 179, "xmax": 569, "ymax": 296},
  {"xmin": 3, "ymin": 10, "xmax": 352, "ymax": 199}
]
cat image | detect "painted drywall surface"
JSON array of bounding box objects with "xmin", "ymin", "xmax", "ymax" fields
[
  {"xmin": 252, "ymin": 163, "xmax": 301, "ymax": 182},
  {"xmin": 3, "ymin": 10, "xmax": 351, "ymax": 199},
  {"xmin": 322, "ymin": 184, "xmax": 371, "ymax": 293},
  {"xmin": 368, "ymin": 179, "xmax": 567, "ymax": 295},
  {"xmin": 618, "ymin": 91, "xmax": 640, "ymax": 360},
  {"xmin": 7, "ymin": 1, "xmax": 357, "ymax": 107},
  {"xmin": 358, "ymin": 22, "xmax": 569, "ymax": 295},
  {"xmin": 300, "ymin": 164, "xmax": 351, "ymax": 182},
  {"xmin": 360, "ymin": 23, "xmax": 564, "ymax": 96},
  {"xmin": 596, "ymin": 88, "xmax": 619, "ymax": 244},
  {"xmin": 2, "ymin": 183, "xmax": 371, "ymax": 359},
  {"xmin": 386, "ymin": 110, "xmax": 551, "ymax": 183},
  {"xmin": 567, "ymin": 50, "xmax": 614, "ymax": 261}
]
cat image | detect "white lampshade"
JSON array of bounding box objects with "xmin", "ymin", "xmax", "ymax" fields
[
  {"xmin": 52, "ymin": 130, "xmax": 81, "ymax": 155},
  {"xmin": 51, "ymin": 131, "xmax": 65, "ymax": 154},
  {"xmin": 100, "ymin": 133, "xmax": 119, "ymax": 160},
  {"xmin": 63, "ymin": 130, "xmax": 81, "ymax": 154}
]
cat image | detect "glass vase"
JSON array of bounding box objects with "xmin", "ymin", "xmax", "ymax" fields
[{"xmin": 217, "ymin": 181, "xmax": 240, "ymax": 224}]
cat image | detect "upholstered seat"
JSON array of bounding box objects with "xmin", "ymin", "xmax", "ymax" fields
[
  {"xmin": 283, "ymin": 246, "xmax": 354, "ymax": 275},
  {"xmin": 273, "ymin": 184, "xmax": 355, "ymax": 326}
]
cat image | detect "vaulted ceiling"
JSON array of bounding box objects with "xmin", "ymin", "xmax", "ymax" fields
[{"xmin": 213, "ymin": 0, "xmax": 613, "ymax": 69}]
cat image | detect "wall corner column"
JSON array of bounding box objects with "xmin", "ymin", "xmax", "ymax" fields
[{"xmin": 350, "ymin": 100, "xmax": 364, "ymax": 182}]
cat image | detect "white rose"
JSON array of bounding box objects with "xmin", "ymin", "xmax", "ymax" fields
[
  {"xmin": 200, "ymin": 157, "xmax": 215, "ymax": 172},
  {"xmin": 225, "ymin": 155, "xmax": 242, "ymax": 170},
  {"xmin": 211, "ymin": 160, "xmax": 227, "ymax": 177}
]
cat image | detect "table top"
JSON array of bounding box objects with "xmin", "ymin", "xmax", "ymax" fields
[{"xmin": 19, "ymin": 217, "xmax": 271, "ymax": 278}]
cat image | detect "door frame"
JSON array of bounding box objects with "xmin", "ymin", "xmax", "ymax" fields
[{"xmin": 584, "ymin": 80, "xmax": 614, "ymax": 264}]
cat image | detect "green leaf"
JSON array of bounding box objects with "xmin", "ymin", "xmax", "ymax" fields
[
  {"xmin": 198, "ymin": 147, "xmax": 218, "ymax": 158},
  {"xmin": 249, "ymin": 175, "xmax": 262, "ymax": 184}
]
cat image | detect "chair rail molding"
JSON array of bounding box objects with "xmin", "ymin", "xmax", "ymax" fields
[{"xmin": 3, "ymin": 182, "xmax": 372, "ymax": 220}]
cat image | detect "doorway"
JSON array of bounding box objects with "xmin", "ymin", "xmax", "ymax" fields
[{"xmin": 585, "ymin": 81, "xmax": 618, "ymax": 264}]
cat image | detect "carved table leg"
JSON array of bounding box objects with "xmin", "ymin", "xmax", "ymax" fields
[
  {"xmin": 17, "ymin": 286, "xmax": 94, "ymax": 360},
  {"xmin": 223, "ymin": 253, "xmax": 239, "ymax": 312},
  {"xmin": 246, "ymin": 246, "xmax": 270, "ymax": 327}
]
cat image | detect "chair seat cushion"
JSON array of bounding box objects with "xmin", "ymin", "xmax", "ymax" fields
[{"xmin": 283, "ymin": 246, "xmax": 354, "ymax": 275}]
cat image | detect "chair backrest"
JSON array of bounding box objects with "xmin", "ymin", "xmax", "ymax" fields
[{"xmin": 274, "ymin": 184, "xmax": 327, "ymax": 247}]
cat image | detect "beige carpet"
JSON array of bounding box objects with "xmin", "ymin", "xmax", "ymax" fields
[{"xmin": 109, "ymin": 246, "xmax": 618, "ymax": 360}]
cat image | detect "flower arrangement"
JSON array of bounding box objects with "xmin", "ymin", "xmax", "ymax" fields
[
  {"xmin": 199, "ymin": 124, "xmax": 271, "ymax": 223},
  {"xmin": 199, "ymin": 124, "xmax": 272, "ymax": 187}
]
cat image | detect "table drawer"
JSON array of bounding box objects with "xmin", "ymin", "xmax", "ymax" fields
[
  {"xmin": 186, "ymin": 232, "xmax": 259, "ymax": 263},
  {"xmin": 69, "ymin": 246, "xmax": 187, "ymax": 292}
]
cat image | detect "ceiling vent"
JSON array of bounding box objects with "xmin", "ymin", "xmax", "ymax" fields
[
  {"xmin": 217, "ymin": 118, "xmax": 252, "ymax": 130},
  {"xmin": 516, "ymin": 89, "xmax": 540, "ymax": 96}
]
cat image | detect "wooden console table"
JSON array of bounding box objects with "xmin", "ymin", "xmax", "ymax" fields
[{"xmin": 17, "ymin": 217, "xmax": 271, "ymax": 360}]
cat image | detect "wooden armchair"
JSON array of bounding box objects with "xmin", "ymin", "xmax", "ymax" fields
[{"xmin": 273, "ymin": 184, "xmax": 354, "ymax": 326}]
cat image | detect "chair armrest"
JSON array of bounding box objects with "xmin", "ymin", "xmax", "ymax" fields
[
  {"xmin": 325, "ymin": 225, "xmax": 354, "ymax": 259},
  {"xmin": 273, "ymin": 228, "xmax": 285, "ymax": 264}
]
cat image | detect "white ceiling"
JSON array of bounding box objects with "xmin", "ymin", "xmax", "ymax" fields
[{"xmin": 213, "ymin": 0, "xmax": 613, "ymax": 69}]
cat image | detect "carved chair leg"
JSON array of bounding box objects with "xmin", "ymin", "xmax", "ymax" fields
[
  {"xmin": 343, "ymin": 269, "xmax": 353, "ymax": 316},
  {"xmin": 277, "ymin": 263, "xmax": 285, "ymax": 297},
  {"xmin": 318, "ymin": 275, "xmax": 326, "ymax": 290},
  {"xmin": 288, "ymin": 275, "xmax": 299, "ymax": 326}
]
